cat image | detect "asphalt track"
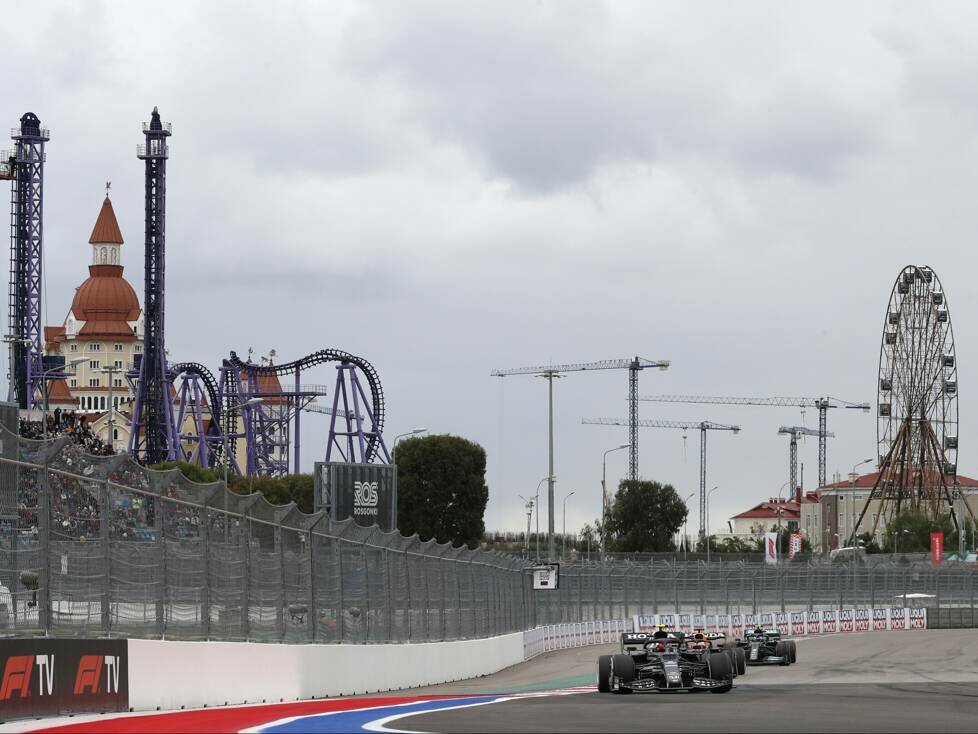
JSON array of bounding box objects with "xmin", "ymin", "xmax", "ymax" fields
[
  {"xmin": 11, "ymin": 630, "xmax": 978, "ymax": 732},
  {"xmin": 397, "ymin": 630, "xmax": 978, "ymax": 733}
]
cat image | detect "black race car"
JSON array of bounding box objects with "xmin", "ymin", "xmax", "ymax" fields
[
  {"xmin": 707, "ymin": 632, "xmax": 747, "ymax": 676},
  {"xmin": 596, "ymin": 632, "xmax": 734, "ymax": 694},
  {"xmin": 734, "ymin": 628, "xmax": 797, "ymax": 665}
]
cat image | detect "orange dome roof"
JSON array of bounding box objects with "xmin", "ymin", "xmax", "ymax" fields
[{"xmin": 71, "ymin": 265, "xmax": 141, "ymax": 321}]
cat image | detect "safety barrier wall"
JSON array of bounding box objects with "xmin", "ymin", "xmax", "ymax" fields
[
  {"xmin": 523, "ymin": 618, "xmax": 632, "ymax": 660},
  {"xmin": 127, "ymin": 633, "xmax": 526, "ymax": 712},
  {"xmin": 632, "ymin": 607, "xmax": 927, "ymax": 636}
]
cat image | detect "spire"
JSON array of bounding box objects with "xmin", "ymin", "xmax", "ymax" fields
[{"xmin": 89, "ymin": 195, "xmax": 124, "ymax": 245}]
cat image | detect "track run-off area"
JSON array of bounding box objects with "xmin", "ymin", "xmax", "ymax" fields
[{"xmin": 6, "ymin": 630, "xmax": 978, "ymax": 733}]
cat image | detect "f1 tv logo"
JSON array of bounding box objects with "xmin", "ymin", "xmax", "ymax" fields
[
  {"xmin": 0, "ymin": 653, "xmax": 120, "ymax": 699},
  {"xmin": 74, "ymin": 655, "xmax": 120, "ymax": 695},
  {"xmin": 0, "ymin": 655, "xmax": 54, "ymax": 700}
]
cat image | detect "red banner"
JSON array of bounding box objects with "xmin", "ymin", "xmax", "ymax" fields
[
  {"xmin": 789, "ymin": 533, "xmax": 802, "ymax": 559},
  {"xmin": 931, "ymin": 532, "xmax": 944, "ymax": 565}
]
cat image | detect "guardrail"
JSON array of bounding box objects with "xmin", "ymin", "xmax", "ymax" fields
[{"xmin": 632, "ymin": 607, "xmax": 927, "ymax": 635}]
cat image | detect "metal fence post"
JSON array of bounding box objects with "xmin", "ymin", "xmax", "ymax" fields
[
  {"xmin": 277, "ymin": 524, "xmax": 285, "ymax": 641},
  {"xmin": 100, "ymin": 480, "xmax": 111, "ymax": 635},
  {"xmin": 241, "ymin": 512, "xmax": 250, "ymax": 641},
  {"xmin": 335, "ymin": 539, "xmax": 345, "ymax": 641},
  {"xmin": 199, "ymin": 503, "xmax": 210, "ymax": 640},
  {"xmin": 779, "ymin": 567, "xmax": 786, "ymax": 614},
  {"xmin": 38, "ymin": 468, "xmax": 51, "ymax": 635},
  {"xmin": 361, "ymin": 544, "xmax": 369, "ymax": 643}
]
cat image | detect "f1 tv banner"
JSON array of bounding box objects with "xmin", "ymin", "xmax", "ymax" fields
[{"xmin": 0, "ymin": 638, "xmax": 127, "ymax": 720}]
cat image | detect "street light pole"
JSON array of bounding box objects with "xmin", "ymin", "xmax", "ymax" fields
[
  {"xmin": 40, "ymin": 357, "xmax": 86, "ymax": 441},
  {"xmin": 392, "ymin": 428, "xmax": 427, "ymax": 452},
  {"xmin": 601, "ymin": 444, "xmax": 630, "ymax": 560},
  {"xmin": 682, "ymin": 492, "xmax": 694, "ymax": 560},
  {"xmin": 518, "ymin": 495, "xmax": 534, "ymax": 558},
  {"xmin": 847, "ymin": 458, "xmax": 873, "ymax": 545},
  {"xmin": 706, "ymin": 486, "xmax": 719, "ymax": 563},
  {"xmin": 532, "ymin": 476, "xmax": 549, "ymax": 562},
  {"xmin": 562, "ymin": 491, "xmax": 575, "ymax": 560}
]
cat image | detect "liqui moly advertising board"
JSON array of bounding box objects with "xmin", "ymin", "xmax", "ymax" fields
[
  {"xmin": 873, "ymin": 608, "xmax": 888, "ymax": 631},
  {"xmin": 840, "ymin": 609, "xmax": 854, "ymax": 632},
  {"xmin": 854, "ymin": 609, "xmax": 871, "ymax": 632},
  {"xmin": 791, "ymin": 612, "xmax": 806, "ymax": 635},
  {"xmin": 774, "ymin": 612, "xmax": 789, "ymax": 635},
  {"xmin": 806, "ymin": 611, "xmax": 821, "ymax": 634},
  {"xmin": 822, "ymin": 609, "xmax": 837, "ymax": 633},
  {"xmin": 890, "ymin": 608, "xmax": 907, "ymax": 630},
  {"xmin": 731, "ymin": 614, "xmax": 743, "ymax": 637}
]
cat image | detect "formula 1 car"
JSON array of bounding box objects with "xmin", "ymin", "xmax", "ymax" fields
[
  {"xmin": 596, "ymin": 632, "xmax": 734, "ymax": 694},
  {"xmin": 707, "ymin": 632, "xmax": 747, "ymax": 675},
  {"xmin": 733, "ymin": 628, "xmax": 797, "ymax": 666}
]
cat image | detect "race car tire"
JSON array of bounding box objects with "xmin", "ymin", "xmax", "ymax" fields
[
  {"xmin": 775, "ymin": 641, "xmax": 791, "ymax": 664},
  {"xmin": 787, "ymin": 640, "xmax": 797, "ymax": 663},
  {"xmin": 708, "ymin": 651, "xmax": 732, "ymax": 681},
  {"xmin": 725, "ymin": 648, "xmax": 738, "ymax": 677},
  {"xmin": 611, "ymin": 654, "xmax": 635, "ymax": 683},
  {"xmin": 597, "ymin": 655, "xmax": 612, "ymax": 693},
  {"xmin": 734, "ymin": 646, "xmax": 747, "ymax": 675}
]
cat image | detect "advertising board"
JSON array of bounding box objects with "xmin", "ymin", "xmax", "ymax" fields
[
  {"xmin": 0, "ymin": 638, "xmax": 127, "ymax": 720},
  {"xmin": 314, "ymin": 461, "xmax": 397, "ymax": 530}
]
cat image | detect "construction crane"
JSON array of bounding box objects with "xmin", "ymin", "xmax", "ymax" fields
[
  {"xmin": 638, "ymin": 395, "xmax": 869, "ymax": 488},
  {"xmin": 778, "ymin": 425, "xmax": 834, "ymax": 499},
  {"xmin": 583, "ymin": 417, "xmax": 739, "ymax": 540},
  {"xmin": 491, "ymin": 357, "xmax": 670, "ymax": 560}
]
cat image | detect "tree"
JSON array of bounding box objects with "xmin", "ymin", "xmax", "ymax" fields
[
  {"xmin": 152, "ymin": 462, "xmax": 315, "ymax": 514},
  {"xmin": 883, "ymin": 511, "xmax": 956, "ymax": 553},
  {"xmin": 394, "ymin": 434, "xmax": 489, "ymax": 548},
  {"xmin": 604, "ymin": 479, "xmax": 686, "ymax": 553}
]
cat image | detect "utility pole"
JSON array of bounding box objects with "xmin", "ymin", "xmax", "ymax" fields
[
  {"xmin": 584, "ymin": 418, "xmax": 739, "ymax": 541},
  {"xmin": 492, "ymin": 356, "xmax": 670, "ymax": 560}
]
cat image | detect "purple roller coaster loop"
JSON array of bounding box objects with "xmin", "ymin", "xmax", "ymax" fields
[{"xmin": 326, "ymin": 362, "xmax": 391, "ymax": 464}]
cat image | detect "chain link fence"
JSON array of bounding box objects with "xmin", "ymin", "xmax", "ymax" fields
[{"xmin": 1, "ymin": 427, "xmax": 977, "ymax": 641}]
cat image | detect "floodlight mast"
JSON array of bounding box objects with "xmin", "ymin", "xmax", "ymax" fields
[
  {"xmin": 639, "ymin": 394, "xmax": 868, "ymax": 489},
  {"xmin": 583, "ymin": 417, "xmax": 739, "ymax": 540},
  {"xmin": 492, "ymin": 356, "xmax": 670, "ymax": 560}
]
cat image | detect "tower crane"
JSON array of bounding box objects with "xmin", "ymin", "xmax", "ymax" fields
[
  {"xmin": 491, "ymin": 356, "xmax": 670, "ymax": 560},
  {"xmin": 639, "ymin": 395, "xmax": 869, "ymax": 488},
  {"xmin": 778, "ymin": 425, "xmax": 834, "ymax": 498},
  {"xmin": 582, "ymin": 417, "xmax": 740, "ymax": 540}
]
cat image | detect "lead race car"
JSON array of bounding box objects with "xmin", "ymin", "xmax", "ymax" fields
[
  {"xmin": 597, "ymin": 631, "xmax": 735, "ymax": 694},
  {"xmin": 733, "ymin": 628, "xmax": 798, "ymax": 665}
]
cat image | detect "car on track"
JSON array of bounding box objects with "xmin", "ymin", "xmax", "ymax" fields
[
  {"xmin": 734, "ymin": 628, "xmax": 797, "ymax": 665},
  {"xmin": 706, "ymin": 631, "xmax": 747, "ymax": 675},
  {"xmin": 596, "ymin": 632, "xmax": 735, "ymax": 694}
]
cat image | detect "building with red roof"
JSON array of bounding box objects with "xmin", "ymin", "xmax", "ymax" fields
[{"xmin": 43, "ymin": 195, "xmax": 143, "ymax": 452}]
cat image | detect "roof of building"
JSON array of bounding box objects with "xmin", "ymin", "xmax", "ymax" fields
[
  {"xmin": 71, "ymin": 269, "xmax": 141, "ymax": 323},
  {"xmin": 732, "ymin": 499, "xmax": 801, "ymax": 521},
  {"xmin": 46, "ymin": 379, "xmax": 78, "ymax": 405},
  {"xmin": 44, "ymin": 326, "xmax": 66, "ymax": 342},
  {"xmin": 88, "ymin": 197, "xmax": 124, "ymax": 245},
  {"xmin": 820, "ymin": 471, "xmax": 978, "ymax": 490}
]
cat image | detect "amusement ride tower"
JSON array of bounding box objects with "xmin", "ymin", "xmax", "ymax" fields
[
  {"xmin": 5, "ymin": 113, "xmax": 49, "ymax": 409},
  {"xmin": 130, "ymin": 107, "xmax": 177, "ymax": 463}
]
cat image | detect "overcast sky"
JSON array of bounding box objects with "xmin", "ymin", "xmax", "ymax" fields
[{"xmin": 4, "ymin": 1, "xmax": 978, "ymax": 537}]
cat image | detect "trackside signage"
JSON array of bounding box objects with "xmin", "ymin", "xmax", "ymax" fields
[
  {"xmin": 0, "ymin": 638, "xmax": 127, "ymax": 720},
  {"xmin": 630, "ymin": 608, "xmax": 924, "ymax": 640},
  {"xmin": 314, "ymin": 461, "xmax": 397, "ymax": 531}
]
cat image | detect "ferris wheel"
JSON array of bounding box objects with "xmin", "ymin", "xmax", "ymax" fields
[
  {"xmin": 862, "ymin": 265, "xmax": 962, "ymax": 534},
  {"xmin": 877, "ymin": 265, "xmax": 958, "ymax": 472}
]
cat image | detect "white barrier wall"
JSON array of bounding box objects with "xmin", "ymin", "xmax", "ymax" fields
[
  {"xmin": 632, "ymin": 607, "xmax": 927, "ymax": 636},
  {"xmin": 129, "ymin": 633, "xmax": 525, "ymax": 712},
  {"xmin": 523, "ymin": 619, "xmax": 632, "ymax": 660}
]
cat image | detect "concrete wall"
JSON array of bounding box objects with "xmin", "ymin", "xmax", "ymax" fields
[{"xmin": 129, "ymin": 632, "xmax": 525, "ymax": 712}]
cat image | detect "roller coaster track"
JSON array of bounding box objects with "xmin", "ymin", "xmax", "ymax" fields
[
  {"xmin": 226, "ymin": 349, "xmax": 386, "ymax": 463},
  {"xmin": 170, "ymin": 362, "xmax": 221, "ymax": 420}
]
